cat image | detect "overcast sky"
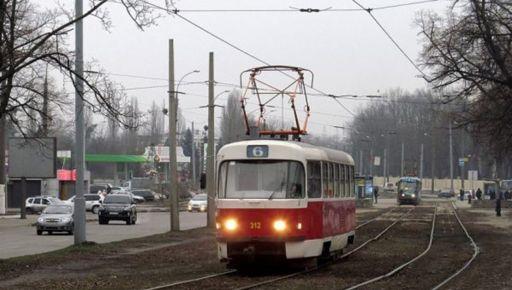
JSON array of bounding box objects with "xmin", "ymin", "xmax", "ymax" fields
[{"xmin": 74, "ymin": 0, "xmax": 449, "ymax": 137}]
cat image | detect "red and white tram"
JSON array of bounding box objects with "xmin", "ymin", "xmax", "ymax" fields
[{"xmin": 215, "ymin": 140, "xmax": 356, "ymax": 266}]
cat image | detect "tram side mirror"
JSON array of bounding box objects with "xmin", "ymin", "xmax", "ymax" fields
[{"xmin": 200, "ymin": 173, "xmax": 206, "ymax": 190}]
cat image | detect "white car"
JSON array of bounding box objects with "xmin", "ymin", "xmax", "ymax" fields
[
  {"xmin": 65, "ymin": 194, "xmax": 102, "ymax": 214},
  {"xmin": 25, "ymin": 196, "xmax": 61, "ymax": 214},
  {"xmin": 188, "ymin": 194, "xmax": 208, "ymax": 212}
]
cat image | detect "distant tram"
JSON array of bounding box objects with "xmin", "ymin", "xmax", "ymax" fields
[
  {"xmin": 215, "ymin": 140, "xmax": 356, "ymax": 267},
  {"xmin": 397, "ymin": 177, "xmax": 422, "ymax": 205}
]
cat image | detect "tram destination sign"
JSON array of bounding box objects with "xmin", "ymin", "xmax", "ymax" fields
[{"xmin": 247, "ymin": 145, "xmax": 269, "ymax": 158}]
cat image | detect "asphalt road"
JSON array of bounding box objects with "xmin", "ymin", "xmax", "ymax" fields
[{"xmin": 0, "ymin": 211, "xmax": 206, "ymax": 259}]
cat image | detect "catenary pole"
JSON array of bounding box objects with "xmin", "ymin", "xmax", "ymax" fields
[
  {"xmin": 191, "ymin": 121, "xmax": 196, "ymax": 189},
  {"xmin": 400, "ymin": 142, "xmax": 405, "ymax": 176},
  {"xmin": 168, "ymin": 39, "xmax": 180, "ymax": 231},
  {"xmin": 207, "ymin": 52, "xmax": 216, "ymax": 228},
  {"xmin": 420, "ymin": 143, "xmax": 424, "ymax": 181},
  {"xmin": 74, "ymin": 0, "xmax": 86, "ymax": 244},
  {"xmin": 449, "ymin": 121, "xmax": 454, "ymax": 194}
]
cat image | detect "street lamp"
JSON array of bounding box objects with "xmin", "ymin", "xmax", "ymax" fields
[
  {"xmin": 176, "ymin": 70, "xmax": 200, "ymax": 97},
  {"xmin": 215, "ymin": 90, "xmax": 230, "ymax": 101}
]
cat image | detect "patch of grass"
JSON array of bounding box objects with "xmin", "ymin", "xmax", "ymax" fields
[{"xmin": 0, "ymin": 227, "xmax": 215, "ymax": 281}]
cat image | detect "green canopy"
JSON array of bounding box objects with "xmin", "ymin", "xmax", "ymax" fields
[{"xmin": 84, "ymin": 154, "xmax": 148, "ymax": 163}]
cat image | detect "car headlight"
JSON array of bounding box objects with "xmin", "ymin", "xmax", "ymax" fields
[
  {"xmin": 123, "ymin": 206, "xmax": 131, "ymax": 211},
  {"xmin": 411, "ymin": 194, "xmax": 416, "ymax": 198},
  {"xmin": 37, "ymin": 217, "xmax": 44, "ymax": 223},
  {"xmin": 224, "ymin": 219, "xmax": 238, "ymax": 231},
  {"xmin": 61, "ymin": 217, "xmax": 71, "ymax": 223},
  {"xmin": 273, "ymin": 220, "xmax": 287, "ymax": 232},
  {"xmin": 401, "ymin": 193, "xmax": 405, "ymax": 197},
  {"xmin": 187, "ymin": 204, "xmax": 192, "ymax": 210}
]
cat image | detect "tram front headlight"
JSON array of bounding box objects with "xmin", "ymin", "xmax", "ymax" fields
[
  {"xmin": 273, "ymin": 220, "xmax": 287, "ymax": 232},
  {"xmin": 224, "ymin": 219, "xmax": 238, "ymax": 231}
]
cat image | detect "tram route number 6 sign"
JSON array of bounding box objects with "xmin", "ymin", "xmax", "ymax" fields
[{"xmin": 247, "ymin": 145, "xmax": 269, "ymax": 158}]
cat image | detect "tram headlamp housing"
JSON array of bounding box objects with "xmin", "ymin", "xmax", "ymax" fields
[
  {"xmin": 224, "ymin": 219, "xmax": 238, "ymax": 231},
  {"xmin": 273, "ymin": 220, "xmax": 287, "ymax": 232}
]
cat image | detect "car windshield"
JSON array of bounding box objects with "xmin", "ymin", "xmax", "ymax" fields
[
  {"xmin": 133, "ymin": 191, "xmax": 150, "ymax": 196},
  {"xmin": 192, "ymin": 194, "xmax": 207, "ymax": 201},
  {"xmin": 44, "ymin": 205, "xmax": 72, "ymax": 214},
  {"xmin": 104, "ymin": 195, "xmax": 131, "ymax": 204},
  {"xmin": 218, "ymin": 160, "xmax": 305, "ymax": 199},
  {"xmin": 398, "ymin": 181, "xmax": 418, "ymax": 194}
]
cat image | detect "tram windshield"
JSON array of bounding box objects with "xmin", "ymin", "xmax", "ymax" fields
[
  {"xmin": 398, "ymin": 180, "xmax": 419, "ymax": 194},
  {"xmin": 218, "ymin": 160, "xmax": 305, "ymax": 199}
]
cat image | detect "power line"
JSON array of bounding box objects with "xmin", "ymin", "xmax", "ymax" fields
[
  {"xmin": 140, "ymin": 1, "xmax": 357, "ymax": 117},
  {"xmin": 352, "ymin": 0, "xmax": 427, "ymax": 77},
  {"xmin": 160, "ymin": 1, "xmax": 441, "ymax": 13}
]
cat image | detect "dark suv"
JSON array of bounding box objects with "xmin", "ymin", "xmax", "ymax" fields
[{"xmin": 98, "ymin": 194, "xmax": 137, "ymax": 225}]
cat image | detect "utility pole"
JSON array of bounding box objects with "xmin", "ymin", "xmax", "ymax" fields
[
  {"xmin": 419, "ymin": 143, "xmax": 424, "ymax": 181},
  {"xmin": 460, "ymin": 128, "xmax": 466, "ymax": 192},
  {"xmin": 191, "ymin": 121, "xmax": 196, "ymax": 189},
  {"xmin": 369, "ymin": 147, "xmax": 373, "ymax": 177},
  {"xmin": 449, "ymin": 121, "xmax": 454, "ymax": 194},
  {"xmin": 73, "ymin": 0, "xmax": 86, "ymax": 245},
  {"xmin": 168, "ymin": 39, "xmax": 179, "ymax": 231},
  {"xmin": 359, "ymin": 150, "xmax": 363, "ymax": 176},
  {"xmin": 400, "ymin": 142, "xmax": 405, "ymax": 177},
  {"xmin": 206, "ymin": 52, "xmax": 215, "ymax": 228},
  {"xmin": 431, "ymin": 109, "xmax": 436, "ymax": 194},
  {"xmin": 383, "ymin": 148, "xmax": 387, "ymax": 180}
]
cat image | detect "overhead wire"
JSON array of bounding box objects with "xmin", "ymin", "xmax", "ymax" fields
[
  {"xmin": 351, "ymin": 0, "xmax": 427, "ymax": 77},
  {"xmin": 160, "ymin": 0, "xmax": 441, "ymax": 13},
  {"xmin": 140, "ymin": 0, "xmax": 357, "ymax": 117}
]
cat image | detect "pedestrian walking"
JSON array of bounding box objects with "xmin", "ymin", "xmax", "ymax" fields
[
  {"xmin": 476, "ymin": 188, "xmax": 482, "ymax": 200},
  {"xmin": 460, "ymin": 189, "xmax": 464, "ymax": 201},
  {"xmin": 496, "ymin": 191, "xmax": 503, "ymax": 217},
  {"xmin": 374, "ymin": 187, "xmax": 379, "ymax": 204}
]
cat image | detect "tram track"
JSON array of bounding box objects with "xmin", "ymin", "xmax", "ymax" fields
[
  {"xmin": 344, "ymin": 201, "xmax": 479, "ymax": 290},
  {"xmin": 141, "ymin": 206, "xmax": 408, "ymax": 290}
]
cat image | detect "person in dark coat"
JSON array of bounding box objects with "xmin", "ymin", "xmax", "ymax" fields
[
  {"xmin": 476, "ymin": 188, "xmax": 482, "ymax": 200},
  {"xmin": 374, "ymin": 187, "xmax": 379, "ymax": 204},
  {"xmin": 496, "ymin": 191, "xmax": 503, "ymax": 217},
  {"xmin": 460, "ymin": 189, "xmax": 464, "ymax": 201}
]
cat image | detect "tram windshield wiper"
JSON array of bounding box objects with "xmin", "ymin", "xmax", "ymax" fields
[{"xmin": 267, "ymin": 182, "xmax": 285, "ymax": 200}]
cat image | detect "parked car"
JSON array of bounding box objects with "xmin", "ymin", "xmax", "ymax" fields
[
  {"xmin": 36, "ymin": 204, "xmax": 74, "ymax": 235},
  {"xmin": 384, "ymin": 182, "xmax": 396, "ymax": 193},
  {"xmin": 188, "ymin": 194, "xmax": 208, "ymax": 212},
  {"xmin": 438, "ymin": 189, "xmax": 454, "ymax": 198},
  {"xmin": 112, "ymin": 190, "xmax": 145, "ymax": 203},
  {"xmin": 131, "ymin": 189, "xmax": 156, "ymax": 201},
  {"xmin": 98, "ymin": 194, "xmax": 137, "ymax": 225},
  {"xmin": 65, "ymin": 194, "xmax": 102, "ymax": 214},
  {"xmin": 25, "ymin": 196, "xmax": 61, "ymax": 214}
]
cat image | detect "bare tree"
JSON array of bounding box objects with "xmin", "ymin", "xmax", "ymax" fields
[{"xmin": 417, "ymin": 0, "xmax": 512, "ymax": 155}]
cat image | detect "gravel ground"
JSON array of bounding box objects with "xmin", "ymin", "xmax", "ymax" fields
[{"xmin": 1, "ymin": 203, "xmax": 511, "ymax": 290}]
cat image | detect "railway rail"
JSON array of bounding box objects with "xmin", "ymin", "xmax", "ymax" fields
[
  {"xmin": 431, "ymin": 202, "xmax": 479, "ymax": 290},
  {"xmin": 345, "ymin": 201, "xmax": 478, "ymax": 290},
  {"xmin": 142, "ymin": 206, "xmax": 407, "ymax": 290},
  {"xmin": 143, "ymin": 203, "xmax": 478, "ymax": 290}
]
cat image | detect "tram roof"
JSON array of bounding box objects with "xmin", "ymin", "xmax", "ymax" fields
[{"xmin": 218, "ymin": 140, "xmax": 354, "ymax": 165}]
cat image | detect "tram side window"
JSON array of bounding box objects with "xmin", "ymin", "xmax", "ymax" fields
[
  {"xmin": 334, "ymin": 164, "xmax": 340, "ymax": 197},
  {"xmin": 307, "ymin": 161, "xmax": 322, "ymax": 198},
  {"xmin": 349, "ymin": 166, "xmax": 355, "ymax": 197},
  {"xmin": 329, "ymin": 163, "xmax": 335, "ymax": 198},
  {"xmin": 340, "ymin": 165, "xmax": 346, "ymax": 197},
  {"xmin": 218, "ymin": 162, "xmax": 228, "ymax": 198},
  {"xmin": 322, "ymin": 163, "xmax": 329, "ymax": 198}
]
